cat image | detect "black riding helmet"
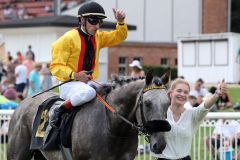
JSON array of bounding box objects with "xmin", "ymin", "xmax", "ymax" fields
[{"xmin": 78, "ymin": 1, "xmax": 107, "ymax": 19}]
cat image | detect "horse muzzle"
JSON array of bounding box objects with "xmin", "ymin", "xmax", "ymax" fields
[
  {"xmin": 150, "ymin": 132, "xmax": 166, "ymax": 154},
  {"xmin": 143, "ymin": 120, "xmax": 171, "ymax": 133}
]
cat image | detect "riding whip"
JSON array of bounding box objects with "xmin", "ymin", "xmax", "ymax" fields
[
  {"xmin": 32, "ymin": 79, "xmax": 73, "ymax": 98},
  {"xmin": 96, "ymin": 93, "xmax": 148, "ymax": 135}
]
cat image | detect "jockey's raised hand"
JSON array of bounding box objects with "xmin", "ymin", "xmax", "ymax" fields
[
  {"xmin": 113, "ymin": 8, "xmax": 125, "ymax": 23},
  {"xmin": 73, "ymin": 71, "xmax": 91, "ymax": 83}
]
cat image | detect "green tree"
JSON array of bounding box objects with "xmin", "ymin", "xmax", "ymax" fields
[{"xmin": 231, "ymin": 0, "xmax": 240, "ymax": 33}]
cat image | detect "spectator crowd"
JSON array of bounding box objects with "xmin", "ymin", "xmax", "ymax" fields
[
  {"xmin": 0, "ymin": 0, "xmax": 82, "ymax": 21},
  {"xmin": 0, "ymin": 45, "xmax": 53, "ymax": 109}
]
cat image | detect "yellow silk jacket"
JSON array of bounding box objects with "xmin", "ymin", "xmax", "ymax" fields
[{"xmin": 50, "ymin": 22, "xmax": 128, "ymax": 82}]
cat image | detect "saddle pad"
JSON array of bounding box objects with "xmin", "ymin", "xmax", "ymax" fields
[
  {"xmin": 30, "ymin": 96, "xmax": 63, "ymax": 150},
  {"xmin": 30, "ymin": 95, "xmax": 82, "ymax": 150}
]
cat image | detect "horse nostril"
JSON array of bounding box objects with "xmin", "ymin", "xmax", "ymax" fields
[
  {"xmin": 152, "ymin": 142, "xmax": 166, "ymax": 154},
  {"xmin": 153, "ymin": 143, "xmax": 158, "ymax": 151}
]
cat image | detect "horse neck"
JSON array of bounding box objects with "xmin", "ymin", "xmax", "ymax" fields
[{"xmin": 107, "ymin": 80, "xmax": 145, "ymax": 135}]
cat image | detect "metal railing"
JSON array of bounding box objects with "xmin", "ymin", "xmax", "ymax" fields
[
  {"xmin": 1, "ymin": 111, "xmax": 240, "ymax": 160},
  {"xmin": 0, "ymin": 110, "xmax": 14, "ymax": 160}
]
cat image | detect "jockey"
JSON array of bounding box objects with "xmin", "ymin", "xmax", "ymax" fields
[{"xmin": 49, "ymin": 1, "xmax": 127, "ymax": 128}]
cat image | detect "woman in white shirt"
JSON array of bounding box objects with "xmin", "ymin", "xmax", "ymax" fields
[{"xmin": 154, "ymin": 78, "xmax": 228, "ymax": 160}]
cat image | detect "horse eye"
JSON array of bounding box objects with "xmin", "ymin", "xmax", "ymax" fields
[{"xmin": 144, "ymin": 100, "xmax": 152, "ymax": 108}]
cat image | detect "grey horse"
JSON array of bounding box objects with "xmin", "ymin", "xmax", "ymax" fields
[{"xmin": 7, "ymin": 71, "xmax": 170, "ymax": 160}]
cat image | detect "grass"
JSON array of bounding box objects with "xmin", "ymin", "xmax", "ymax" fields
[
  {"xmin": 135, "ymin": 136, "xmax": 153, "ymax": 160},
  {"xmin": 218, "ymin": 86, "xmax": 240, "ymax": 112},
  {"xmin": 135, "ymin": 154, "xmax": 152, "ymax": 160},
  {"xmin": 229, "ymin": 87, "xmax": 240, "ymax": 104},
  {"xmin": 0, "ymin": 143, "xmax": 7, "ymax": 160},
  {"xmin": 191, "ymin": 127, "xmax": 212, "ymax": 160}
]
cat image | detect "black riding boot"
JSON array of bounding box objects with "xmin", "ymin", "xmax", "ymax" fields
[{"xmin": 48, "ymin": 101, "xmax": 66, "ymax": 128}]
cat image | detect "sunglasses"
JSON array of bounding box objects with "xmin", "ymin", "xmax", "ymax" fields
[{"xmin": 86, "ymin": 17, "xmax": 103, "ymax": 26}]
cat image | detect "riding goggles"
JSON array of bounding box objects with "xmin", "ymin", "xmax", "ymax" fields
[{"xmin": 87, "ymin": 17, "xmax": 103, "ymax": 26}]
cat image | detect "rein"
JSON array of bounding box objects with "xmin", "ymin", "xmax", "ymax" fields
[{"xmin": 96, "ymin": 93, "xmax": 144, "ymax": 134}]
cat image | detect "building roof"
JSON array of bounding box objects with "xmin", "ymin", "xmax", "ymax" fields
[{"xmin": 0, "ymin": 15, "xmax": 137, "ymax": 30}]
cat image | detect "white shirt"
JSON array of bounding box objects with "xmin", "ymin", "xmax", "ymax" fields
[
  {"xmin": 184, "ymin": 101, "xmax": 193, "ymax": 110},
  {"xmin": 15, "ymin": 64, "xmax": 27, "ymax": 84},
  {"xmin": 154, "ymin": 103, "xmax": 208, "ymax": 159}
]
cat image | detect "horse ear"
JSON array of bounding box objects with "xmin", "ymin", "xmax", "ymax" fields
[
  {"xmin": 161, "ymin": 68, "xmax": 171, "ymax": 85},
  {"xmin": 111, "ymin": 74, "xmax": 119, "ymax": 82},
  {"xmin": 111, "ymin": 74, "xmax": 120, "ymax": 88},
  {"xmin": 145, "ymin": 70, "xmax": 153, "ymax": 86}
]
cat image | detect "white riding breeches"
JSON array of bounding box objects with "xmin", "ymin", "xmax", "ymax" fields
[{"xmin": 59, "ymin": 81, "xmax": 96, "ymax": 107}]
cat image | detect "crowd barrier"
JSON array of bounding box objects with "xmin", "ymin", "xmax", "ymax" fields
[
  {"xmin": 0, "ymin": 110, "xmax": 14, "ymax": 160},
  {"xmin": 1, "ymin": 110, "xmax": 240, "ymax": 160}
]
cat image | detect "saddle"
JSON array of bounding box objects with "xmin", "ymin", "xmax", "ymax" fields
[{"xmin": 30, "ymin": 96, "xmax": 81, "ymax": 151}]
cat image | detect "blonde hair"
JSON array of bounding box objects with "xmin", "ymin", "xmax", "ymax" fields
[
  {"xmin": 168, "ymin": 78, "xmax": 191, "ymax": 100},
  {"xmin": 169, "ymin": 78, "xmax": 190, "ymax": 91}
]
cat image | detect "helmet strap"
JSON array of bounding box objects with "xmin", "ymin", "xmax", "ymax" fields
[
  {"xmin": 83, "ymin": 17, "xmax": 92, "ymax": 36},
  {"xmin": 78, "ymin": 17, "xmax": 81, "ymax": 27},
  {"xmin": 80, "ymin": 20, "xmax": 92, "ymax": 36}
]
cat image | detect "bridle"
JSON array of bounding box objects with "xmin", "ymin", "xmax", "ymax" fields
[
  {"xmin": 136, "ymin": 84, "xmax": 167, "ymax": 142},
  {"xmin": 97, "ymin": 83, "xmax": 167, "ymax": 136},
  {"xmin": 138, "ymin": 85, "xmax": 166, "ymax": 126}
]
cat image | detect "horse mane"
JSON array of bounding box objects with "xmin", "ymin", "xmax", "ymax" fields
[
  {"xmin": 95, "ymin": 75, "xmax": 145, "ymax": 97},
  {"xmin": 95, "ymin": 83, "xmax": 113, "ymax": 96},
  {"xmin": 110, "ymin": 74, "xmax": 145, "ymax": 87},
  {"xmin": 110, "ymin": 78, "xmax": 145, "ymax": 106},
  {"xmin": 94, "ymin": 76, "xmax": 145, "ymax": 115}
]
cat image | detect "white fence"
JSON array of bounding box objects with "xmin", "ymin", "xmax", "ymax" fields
[
  {"xmin": 0, "ymin": 110, "xmax": 14, "ymax": 160},
  {"xmin": 1, "ymin": 111, "xmax": 240, "ymax": 160}
]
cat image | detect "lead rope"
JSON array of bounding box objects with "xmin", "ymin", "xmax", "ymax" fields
[{"xmin": 96, "ymin": 93, "xmax": 148, "ymax": 135}]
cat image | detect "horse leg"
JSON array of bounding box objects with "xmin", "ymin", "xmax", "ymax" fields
[{"xmin": 7, "ymin": 125, "xmax": 33, "ymax": 160}]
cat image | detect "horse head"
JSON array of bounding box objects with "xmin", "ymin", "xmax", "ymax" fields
[{"xmin": 135, "ymin": 70, "xmax": 171, "ymax": 154}]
